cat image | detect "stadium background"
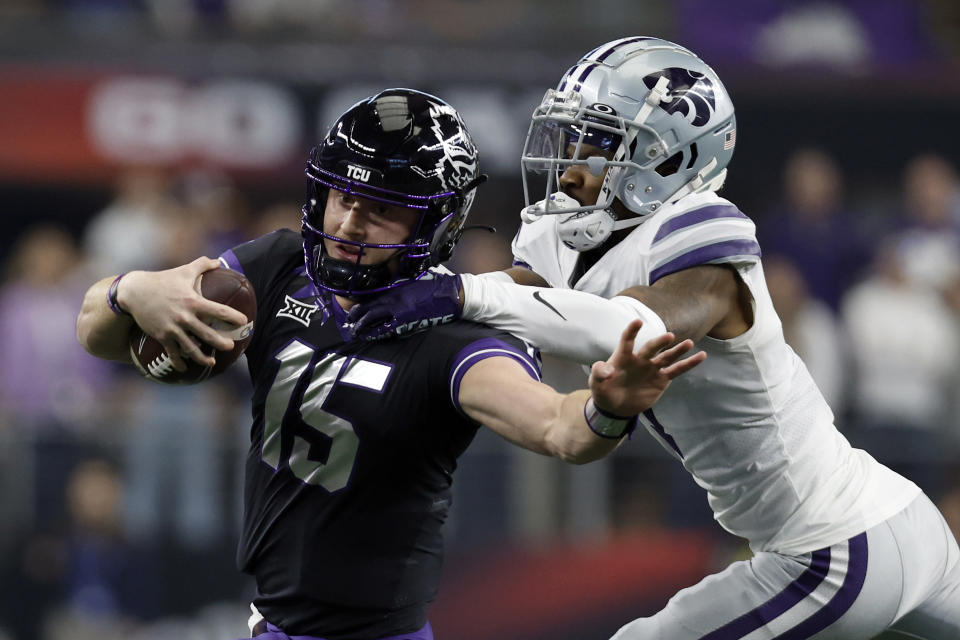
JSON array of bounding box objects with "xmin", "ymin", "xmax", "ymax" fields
[{"xmin": 1, "ymin": 2, "xmax": 960, "ymax": 639}]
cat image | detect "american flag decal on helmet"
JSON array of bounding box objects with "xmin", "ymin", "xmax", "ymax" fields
[{"xmin": 724, "ymin": 129, "xmax": 736, "ymax": 150}]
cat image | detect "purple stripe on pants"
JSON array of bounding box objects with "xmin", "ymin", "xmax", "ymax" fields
[
  {"xmin": 699, "ymin": 548, "xmax": 831, "ymax": 640},
  {"xmin": 775, "ymin": 533, "xmax": 868, "ymax": 640},
  {"xmin": 699, "ymin": 532, "xmax": 868, "ymax": 639}
]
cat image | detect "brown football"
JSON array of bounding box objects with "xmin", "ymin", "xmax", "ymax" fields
[{"xmin": 128, "ymin": 267, "xmax": 257, "ymax": 384}]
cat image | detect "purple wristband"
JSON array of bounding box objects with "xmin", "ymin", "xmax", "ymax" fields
[
  {"xmin": 106, "ymin": 273, "xmax": 131, "ymax": 317},
  {"xmin": 584, "ymin": 397, "xmax": 638, "ymax": 439}
]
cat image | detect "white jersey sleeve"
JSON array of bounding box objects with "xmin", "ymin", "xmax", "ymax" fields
[
  {"xmin": 643, "ymin": 196, "xmax": 761, "ymax": 283},
  {"xmin": 512, "ymin": 192, "xmax": 761, "ymax": 292},
  {"xmin": 461, "ymin": 275, "xmax": 666, "ymax": 365}
]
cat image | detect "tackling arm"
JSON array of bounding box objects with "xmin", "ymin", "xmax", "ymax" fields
[
  {"xmin": 459, "ymin": 264, "xmax": 747, "ymax": 364},
  {"xmin": 346, "ymin": 263, "xmax": 746, "ymax": 362},
  {"xmin": 461, "ymin": 271, "xmax": 667, "ymax": 365}
]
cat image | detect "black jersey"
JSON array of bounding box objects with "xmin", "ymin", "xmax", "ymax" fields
[{"xmin": 219, "ymin": 230, "xmax": 539, "ymax": 639}]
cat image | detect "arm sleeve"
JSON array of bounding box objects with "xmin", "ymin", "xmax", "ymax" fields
[{"xmin": 460, "ymin": 272, "xmax": 666, "ymax": 365}]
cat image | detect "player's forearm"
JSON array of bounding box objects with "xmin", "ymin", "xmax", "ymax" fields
[
  {"xmin": 459, "ymin": 360, "xmax": 624, "ymax": 464},
  {"xmin": 76, "ymin": 275, "xmax": 135, "ymax": 362},
  {"xmin": 460, "ymin": 273, "xmax": 666, "ymax": 365},
  {"xmin": 545, "ymin": 389, "xmax": 625, "ymax": 464}
]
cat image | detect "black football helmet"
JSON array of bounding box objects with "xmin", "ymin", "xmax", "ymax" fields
[{"xmin": 302, "ymin": 88, "xmax": 484, "ymax": 297}]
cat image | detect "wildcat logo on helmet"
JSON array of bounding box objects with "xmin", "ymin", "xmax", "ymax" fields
[{"xmin": 643, "ymin": 68, "xmax": 716, "ymax": 127}]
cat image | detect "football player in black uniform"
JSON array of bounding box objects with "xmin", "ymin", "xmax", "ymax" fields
[{"xmin": 76, "ymin": 89, "xmax": 705, "ymax": 640}]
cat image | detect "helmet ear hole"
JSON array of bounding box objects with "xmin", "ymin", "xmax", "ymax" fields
[
  {"xmin": 685, "ymin": 143, "xmax": 699, "ymax": 170},
  {"xmin": 655, "ymin": 151, "xmax": 684, "ymax": 177}
]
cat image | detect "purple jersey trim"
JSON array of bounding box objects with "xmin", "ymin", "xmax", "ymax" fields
[
  {"xmin": 449, "ymin": 338, "xmax": 540, "ymax": 415},
  {"xmin": 292, "ymin": 265, "xmax": 318, "ymax": 299},
  {"xmin": 511, "ymin": 258, "xmax": 533, "ymax": 270},
  {"xmin": 652, "ymin": 204, "xmax": 750, "ymax": 245},
  {"xmin": 700, "ymin": 533, "xmax": 867, "ymax": 640},
  {"xmin": 642, "ymin": 409, "xmax": 682, "ymax": 458},
  {"xmin": 219, "ymin": 249, "xmax": 244, "ymax": 275},
  {"xmin": 252, "ymin": 619, "xmax": 433, "ymax": 640},
  {"xmin": 649, "ymin": 238, "xmax": 761, "ymax": 284}
]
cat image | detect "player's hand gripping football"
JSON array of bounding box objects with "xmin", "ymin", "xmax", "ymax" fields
[
  {"xmin": 588, "ymin": 319, "xmax": 706, "ymax": 417},
  {"xmin": 120, "ymin": 257, "xmax": 248, "ymax": 371}
]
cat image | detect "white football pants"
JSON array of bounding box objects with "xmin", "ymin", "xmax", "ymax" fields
[{"xmin": 610, "ymin": 493, "xmax": 960, "ymax": 640}]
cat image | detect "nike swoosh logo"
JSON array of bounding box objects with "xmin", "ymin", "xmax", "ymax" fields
[{"xmin": 532, "ymin": 291, "xmax": 567, "ymax": 321}]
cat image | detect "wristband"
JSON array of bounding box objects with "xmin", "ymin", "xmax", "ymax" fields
[
  {"xmin": 584, "ymin": 397, "xmax": 638, "ymax": 439},
  {"xmin": 106, "ymin": 273, "xmax": 131, "ymax": 317}
]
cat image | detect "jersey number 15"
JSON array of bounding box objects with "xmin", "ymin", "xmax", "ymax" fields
[{"xmin": 260, "ymin": 340, "xmax": 391, "ymax": 492}]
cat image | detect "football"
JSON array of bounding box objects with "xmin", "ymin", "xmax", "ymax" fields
[{"xmin": 129, "ymin": 267, "xmax": 257, "ymax": 384}]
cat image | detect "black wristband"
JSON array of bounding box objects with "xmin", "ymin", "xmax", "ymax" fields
[
  {"xmin": 584, "ymin": 397, "xmax": 638, "ymax": 439},
  {"xmin": 106, "ymin": 273, "xmax": 131, "ymax": 317}
]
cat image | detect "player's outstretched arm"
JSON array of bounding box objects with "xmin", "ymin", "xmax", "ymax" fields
[
  {"xmin": 457, "ymin": 321, "xmax": 705, "ymax": 464},
  {"xmin": 348, "ymin": 264, "xmax": 739, "ymax": 364},
  {"xmin": 76, "ymin": 257, "xmax": 248, "ymax": 371},
  {"xmin": 458, "ymin": 262, "xmax": 748, "ymax": 363}
]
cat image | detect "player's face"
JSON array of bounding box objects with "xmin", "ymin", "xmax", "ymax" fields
[
  {"xmin": 322, "ymin": 189, "xmax": 421, "ymax": 266},
  {"xmin": 559, "ymin": 141, "xmax": 630, "ymax": 219}
]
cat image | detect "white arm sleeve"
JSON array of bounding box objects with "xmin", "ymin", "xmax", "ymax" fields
[{"xmin": 460, "ymin": 271, "xmax": 667, "ymax": 365}]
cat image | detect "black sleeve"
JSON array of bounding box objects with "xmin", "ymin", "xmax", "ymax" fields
[
  {"xmin": 218, "ymin": 229, "xmax": 301, "ymax": 301},
  {"xmin": 415, "ymin": 321, "xmax": 542, "ymax": 419}
]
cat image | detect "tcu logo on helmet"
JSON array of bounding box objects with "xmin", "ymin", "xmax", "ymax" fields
[
  {"xmin": 346, "ymin": 164, "xmax": 371, "ymax": 182},
  {"xmin": 643, "ymin": 68, "xmax": 716, "ymax": 127}
]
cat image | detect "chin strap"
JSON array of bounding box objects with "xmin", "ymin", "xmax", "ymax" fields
[
  {"xmin": 610, "ymin": 214, "xmax": 646, "ymax": 232},
  {"xmin": 521, "ymin": 191, "xmax": 581, "ymax": 223},
  {"xmin": 458, "ymin": 173, "xmax": 488, "ymax": 197},
  {"xmin": 667, "ymin": 157, "xmax": 720, "ymax": 204}
]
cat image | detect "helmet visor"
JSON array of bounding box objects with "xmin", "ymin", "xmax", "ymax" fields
[{"xmin": 521, "ymin": 106, "xmax": 627, "ymax": 214}]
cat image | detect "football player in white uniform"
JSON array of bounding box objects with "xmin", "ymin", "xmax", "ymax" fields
[{"xmin": 347, "ymin": 38, "xmax": 960, "ymax": 639}]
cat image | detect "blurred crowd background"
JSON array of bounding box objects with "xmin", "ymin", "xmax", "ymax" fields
[{"xmin": 2, "ymin": 1, "xmax": 960, "ymax": 640}]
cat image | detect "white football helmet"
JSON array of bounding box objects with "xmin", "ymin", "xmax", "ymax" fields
[{"xmin": 521, "ymin": 37, "xmax": 737, "ymax": 251}]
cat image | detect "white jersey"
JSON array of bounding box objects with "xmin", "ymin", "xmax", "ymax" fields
[{"xmin": 513, "ymin": 191, "xmax": 920, "ymax": 555}]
